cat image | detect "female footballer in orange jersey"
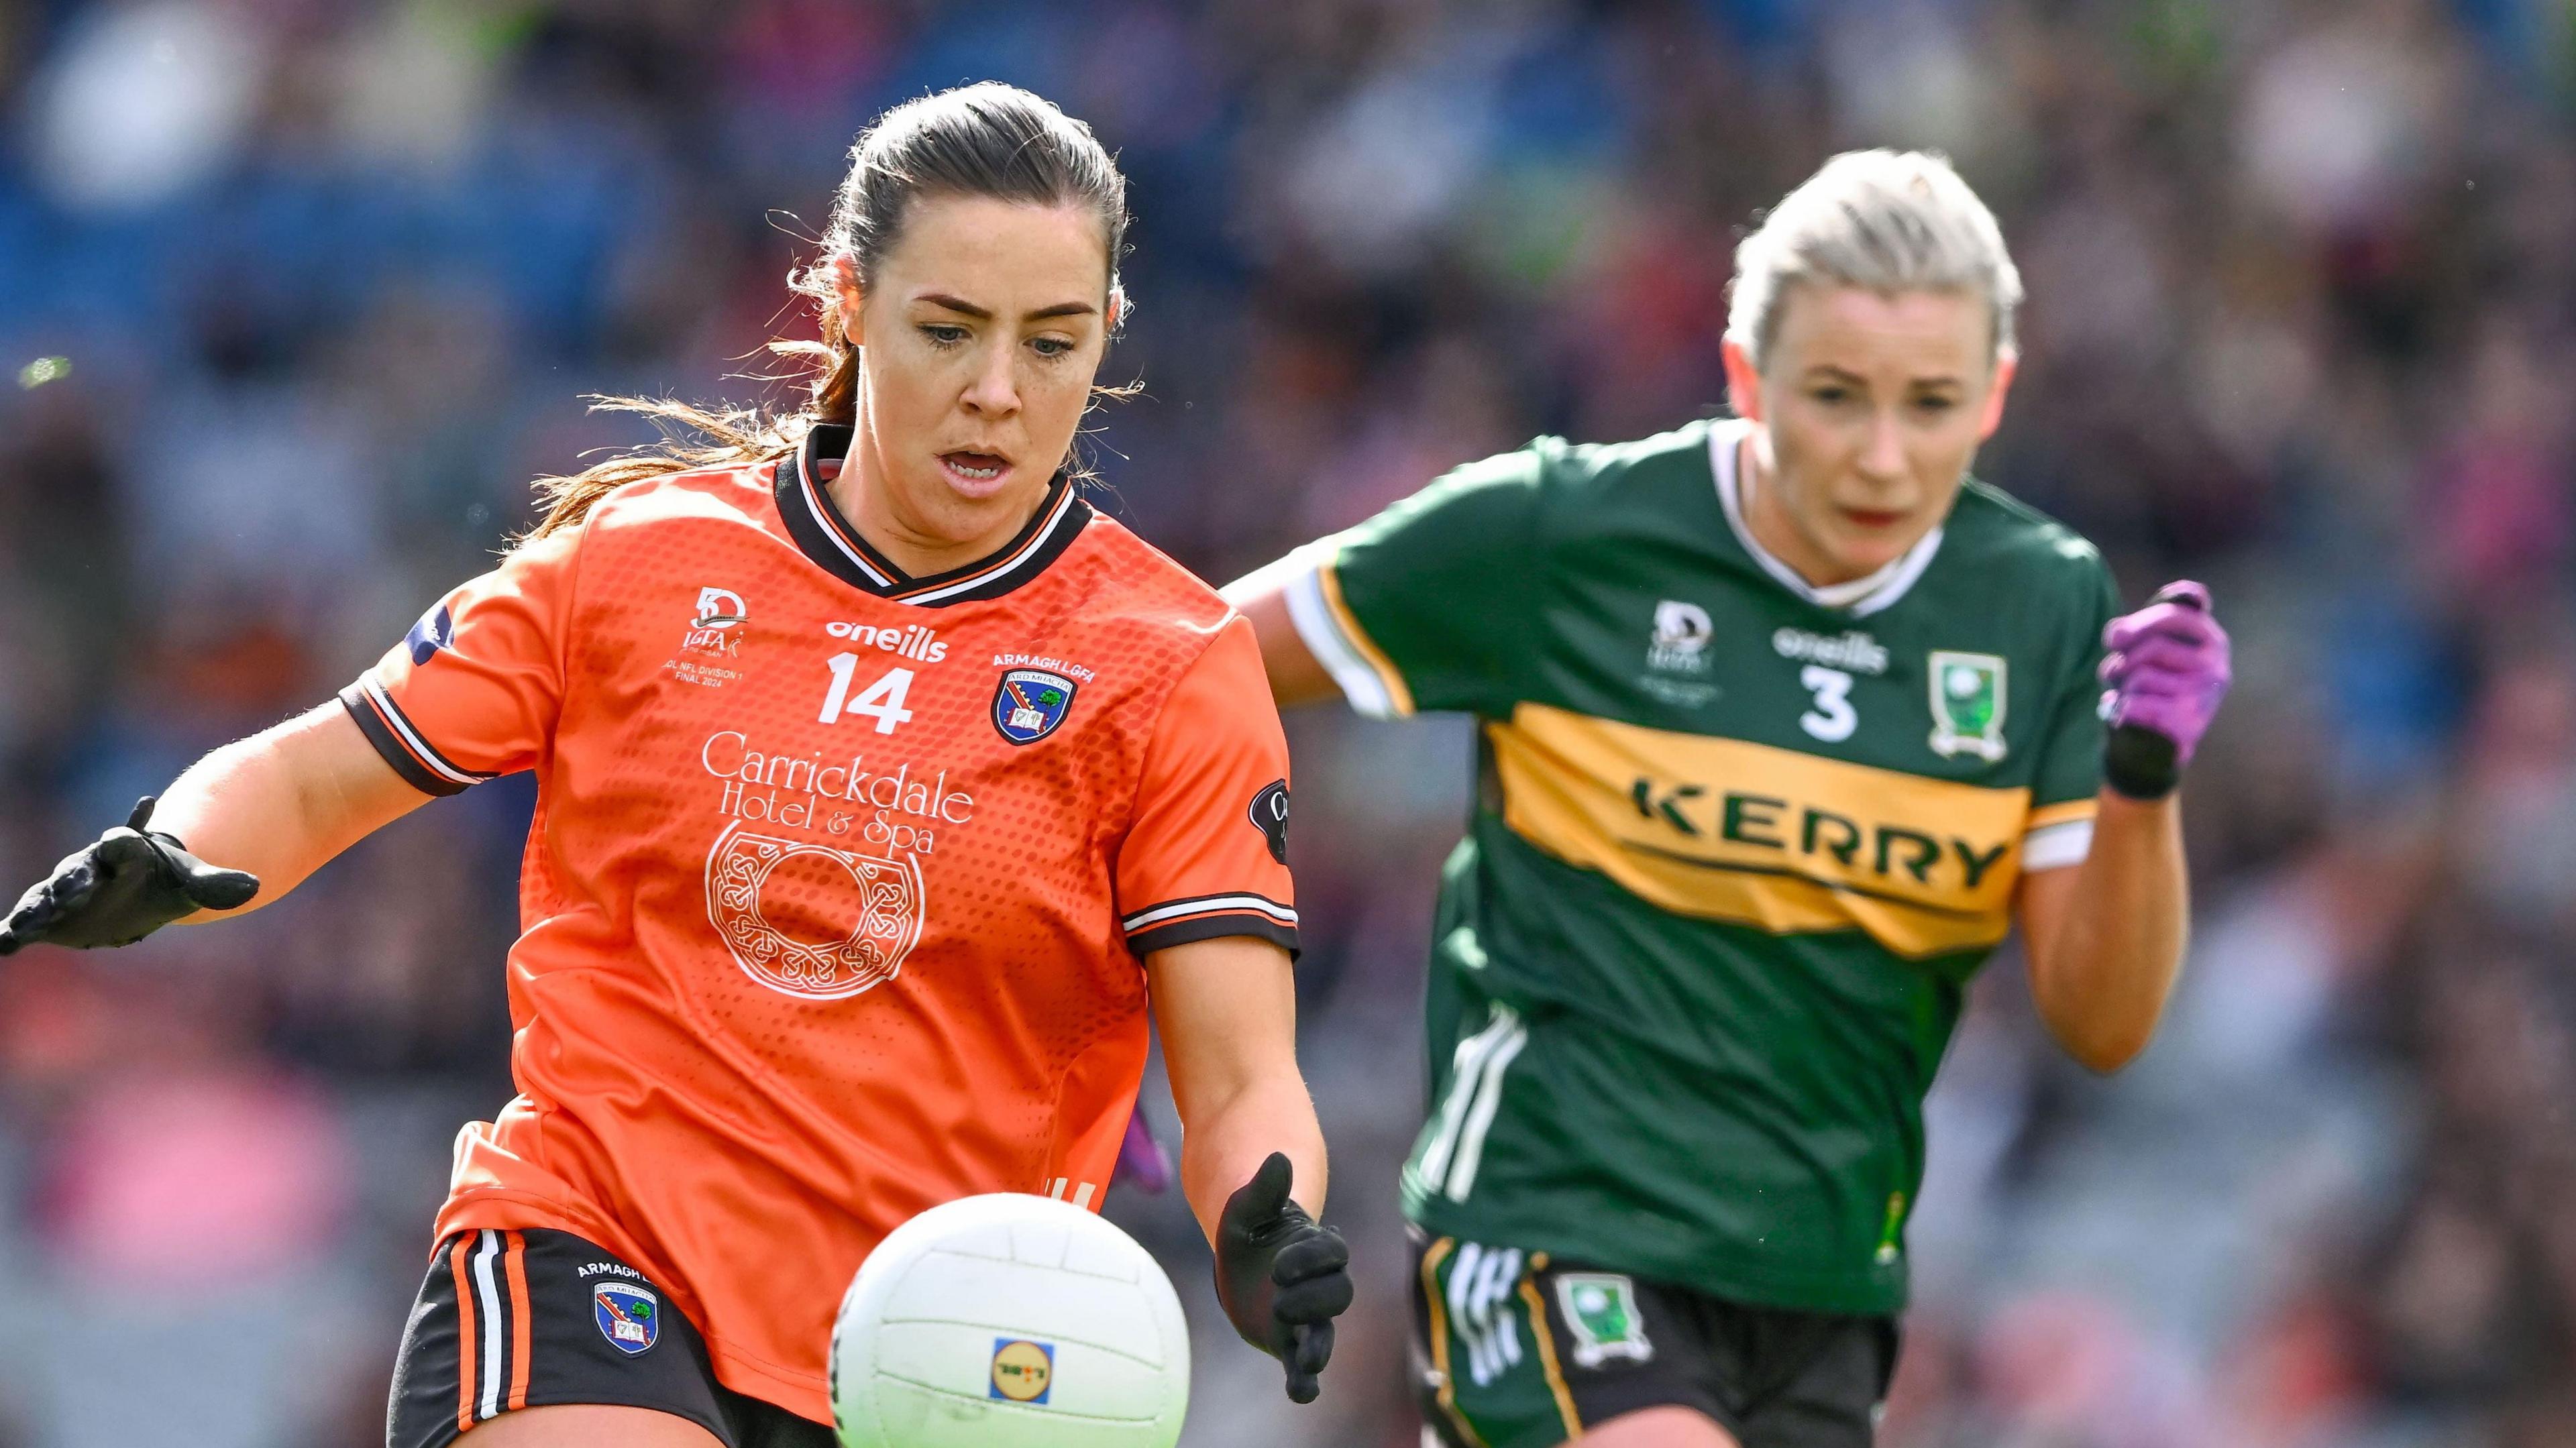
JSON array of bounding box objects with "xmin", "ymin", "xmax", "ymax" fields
[{"xmin": 0, "ymin": 85, "xmax": 1352, "ymax": 1447}]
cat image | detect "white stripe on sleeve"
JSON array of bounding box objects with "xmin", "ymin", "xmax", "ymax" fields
[
  {"xmin": 2022, "ymin": 818, "xmax": 2096, "ymax": 872},
  {"xmin": 1277, "ymin": 545, "xmax": 1402, "ymax": 720}
]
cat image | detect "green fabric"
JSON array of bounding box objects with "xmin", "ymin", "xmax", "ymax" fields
[
  {"xmin": 1336, "ymin": 421, "xmax": 2118, "ymax": 1315},
  {"xmin": 1418, "ymin": 1238, "xmax": 1582, "ymax": 1448}
]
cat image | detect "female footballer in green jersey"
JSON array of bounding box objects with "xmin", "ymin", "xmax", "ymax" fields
[{"xmin": 1224, "ymin": 151, "xmax": 2231, "ymax": 1448}]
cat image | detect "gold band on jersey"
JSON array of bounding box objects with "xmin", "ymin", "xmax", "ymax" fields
[
  {"xmin": 1489, "ymin": 704, "xmax": 2041, "ymax": 958},
  {"xmin": 1316, "ymin": 562, "xmax": 1412, "ymax": 716},
  {"xmin": 2027, "ymin": 799, "xmax": 2098, "ymax": 831}
]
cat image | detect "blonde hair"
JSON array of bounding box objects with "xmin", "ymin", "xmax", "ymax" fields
[{"xmin": 1726, "ymin": 149, "xmax": 2023, "ymax": 373}]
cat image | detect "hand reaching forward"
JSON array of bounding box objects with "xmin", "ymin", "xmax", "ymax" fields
[
  {"xmin": 1214, "ymin": 1152, "xmax": 1353, "ymax": 1404},
  {"xmin": 0, "ymin": 797, "xmax": 259, "ymax": 956}
]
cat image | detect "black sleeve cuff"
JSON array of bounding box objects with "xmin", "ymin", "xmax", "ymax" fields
[
  {"xmin": 338, "ymin": 683, "xmax": 472, "ymax": 797},
  {"xmin": 1129, "ymin": 913, "xmax": 1300, "ymax": 960}
]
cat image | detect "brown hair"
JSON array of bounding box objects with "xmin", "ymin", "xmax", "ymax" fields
[{"xmin": 524, "ymin": 82, "xmax": 1131, "ymax": 540}]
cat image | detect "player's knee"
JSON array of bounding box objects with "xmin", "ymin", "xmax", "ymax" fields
[
  {"xmin": 460, "ymin": 1403, "xmax": 727, "ymax": 1448},
  {"xmin": 1581, "ymin": 1404, "xmax": 1743, "ymax": 1448}
]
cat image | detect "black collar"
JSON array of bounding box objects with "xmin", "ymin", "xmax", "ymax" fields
[{"xmin": 773, "ymin": 424, "xmax": 1091, "ymax": 606}]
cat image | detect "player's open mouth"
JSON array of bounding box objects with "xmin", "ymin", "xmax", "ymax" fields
[
  {"xmin": 1841, "ymin": 507, "xmax": 1906, "ymax": 530},
  {"xmin": 939, "ymin": 451, "xmax": 1012, "ymax": 492}
]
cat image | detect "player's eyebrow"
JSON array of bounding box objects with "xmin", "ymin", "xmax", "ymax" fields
[
  {"xmin": 918, "ymin": 293, "xmax": 1097, "ymax": 323},
  {"xmin": 1802, "ymin": 364, "xmax": 1963, "ymax": 390}
]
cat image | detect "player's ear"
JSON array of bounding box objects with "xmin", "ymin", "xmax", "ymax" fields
[
  {"xmin": 1721, "ymin": 335, "xmax": 1766, "ymax": 425},
  {"xmin": 1978, "ymin": 349, "xmax": 2018, "ymax": 441},
  {"xmin": 831, "ymin": 254, "xmax": 867, "ymax": 349}
]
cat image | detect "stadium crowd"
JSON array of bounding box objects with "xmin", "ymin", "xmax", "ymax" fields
[{"xmin": 1, "ymin": 0, "xmax": 2572, "ymax": 1443}]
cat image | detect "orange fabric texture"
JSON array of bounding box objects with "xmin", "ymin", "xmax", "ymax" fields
[
  {"xmin": 343, "ymin": 447, "xmax": 1296, "ymax": 1421},
  {"xmin": 505, "ymin": 1231, "xmax": 532, "ymax": 1411}
]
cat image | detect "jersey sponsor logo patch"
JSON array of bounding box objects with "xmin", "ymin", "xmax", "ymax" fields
[
  {"xmin": 405, "ymin": 604, "xmax": 454, "ymax": 665},
  {"xmin": 593, "ymin": 1282, "xmax": 661, "ymax": 1355},
  {"xmin": 1249, "ymin": 781, "xmax": 1291, "ymax": 864},
  {"xmin": 705, "ymin": 823, "xmax": 926, "ymax": 1000},
  {"xmin": 1490, "ymin": 705, "xmax": 2029, "ymax": 957},
  {"xmin": 989, "ymin": 1339, "xmax": 1055, "ymax": 1404},
  {"xmin": 1927, "ymin": 651, "xmax": 2008, "ymax": 761},
  {"xmin": 991, "ymin": 668, "xmax": 1077, "ymax": 744},
  {"xmin": 1554, "ymin": 1273, "xmax": 1651, "ymax": 1368},
  {"xmin": 1646, "ymin": 601, "xmax": 1712, "ymax": 674}
]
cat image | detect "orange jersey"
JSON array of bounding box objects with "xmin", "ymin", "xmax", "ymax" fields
[{"xmin": 338, "ymin": 424, "xmax": 1297, "ymax": 1420}]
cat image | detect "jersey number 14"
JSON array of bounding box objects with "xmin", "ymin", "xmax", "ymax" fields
[{"xmin": 818, "ymin": 653, "xmax": 915, "ymax": 734}]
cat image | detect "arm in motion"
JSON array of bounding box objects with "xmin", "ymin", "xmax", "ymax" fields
[
  {"xmin": 154, "ymin": 703, "xmax": 433, "ymax": 919},
  {"xmin": 1148, "ymin": 933, "xmax": 1350, "ymax": 1402},
  {"xmin": 2015, "ymin": 794, "xmax": 2188, "ymax": 1072}
]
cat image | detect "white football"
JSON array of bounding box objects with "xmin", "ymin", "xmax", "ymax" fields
[{"xmin": 830, "ymin": 1192, "xmax": 1190, "ymax": 1448}]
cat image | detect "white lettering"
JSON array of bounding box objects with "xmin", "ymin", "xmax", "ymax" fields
[
  {"xmin": 701, "ymin": 730, "xmax": 747, "ymax": 776},
  {"xmin": 1773, "ymin": 627, "xmax": 1890, "ymax": 675},
  {"xmin": 988, "ymin": 652, "xmax": 1095, "ymax": 681}
]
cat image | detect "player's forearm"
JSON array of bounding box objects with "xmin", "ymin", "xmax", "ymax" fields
[
  {"xmin": 1177, "ymin": 1074, "xmax": 1328, "ymax": 1245},
  {"xmin": 156, "ymin": 704, "xmax": 427, "ymax": 920},
  {"xmin": 2027, "ymin": 790, "xmax": 2188, "ymax": 1072}
]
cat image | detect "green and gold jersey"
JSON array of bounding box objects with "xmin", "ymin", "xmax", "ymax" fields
[{"xmin": 1286, "ymin": 418, "xmax": 2118, "ymax": 1316}]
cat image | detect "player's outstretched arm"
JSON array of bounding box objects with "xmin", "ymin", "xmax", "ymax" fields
[
  {"xmin": 2018, "ymin": 583, "xmax": 2232, "ymax": 1072},
  {"xmin": 0, "ymin": 703, "xmax": 431, "ymax": 955},
  {"xmin": 1146, "ymin": 934, "xmax": 1352, "ymax": 1402},
  {"xmin": 1220, "ymin": 563, "xmax": 1344, "ymax": 709}
]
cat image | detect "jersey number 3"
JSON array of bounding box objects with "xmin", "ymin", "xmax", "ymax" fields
[
  {"xmin": 819, "ymin": 654, "xmax": 916, "ymax": 734},
  {"xmin": 1799, "ymin": 665, "xmax": 1858, "ymax": 742}
]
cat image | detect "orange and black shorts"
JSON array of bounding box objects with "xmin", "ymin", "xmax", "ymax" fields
[{"xmin": 388, "ymin": 1227, "xmax": 832, "ymax": 1448}]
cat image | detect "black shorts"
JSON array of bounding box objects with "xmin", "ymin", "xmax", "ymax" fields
[
  {"xmin": 1410, "ymin": 1233, "xmax": 1896, "ymax": 1448},
  {"xmin": 388, "ymin": 1227, "xmax": 835, "ymax": 1448}
]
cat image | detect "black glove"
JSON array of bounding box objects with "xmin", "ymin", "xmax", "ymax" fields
[
  {"xmin": 0, "ymin": 797, "xmax": 260, "ymax": 956},
  {"xmin": 1214, "ymin": 1152, "xmax": 1352, "ymax": 1404}
]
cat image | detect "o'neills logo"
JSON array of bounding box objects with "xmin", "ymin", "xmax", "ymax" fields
[
  {"xmin": 1772, "ymin": 627, "xmax": 1889, "ymax": 675},
  {"xmin": 702, "ymin": 730, "xmax": 973, "ymax": 854},
  {"xmin": 828, "ymin": 620, "xmax": 948, "ymax": 663}
]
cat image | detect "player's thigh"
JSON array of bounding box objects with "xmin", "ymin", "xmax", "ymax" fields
[
  {"xmin": 1582, "ymin": 1406, "xmax": 1743, "ymax": 1447},
  {"xmin": 462, "ymin": 1403, "xmax": 726, "ymax": 1447}
]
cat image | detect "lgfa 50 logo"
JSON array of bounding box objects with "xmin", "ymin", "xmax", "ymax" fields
[
  {"xmin": 693, "ymin": 588, "xmax": 747, "ymax": 628},
  {"xmin": 680, "ymin": 586, "xmax": 748, "ymax": 661}
]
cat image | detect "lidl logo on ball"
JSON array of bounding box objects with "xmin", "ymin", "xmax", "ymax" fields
[
  {"xmin": 594, "ymin": 1284, "xmax": 660, "ymax": 1355},
  {"xmin": 989, "ymin": 1338, "xmax": 1055, "ymax": 1404}
]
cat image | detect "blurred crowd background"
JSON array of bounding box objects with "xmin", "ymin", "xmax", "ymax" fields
[{"xmin": 1, "ymin": 0, "xmax": 2573, "ymax": 1444}]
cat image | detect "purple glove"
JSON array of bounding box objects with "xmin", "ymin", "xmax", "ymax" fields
[
  {"xmin": 1112, "ymin": 1105, "xmax": 1175, "ymax": 1195},
  {"xmin": 2098, "ymin": 580, "xmax": 2231, "ymax": 799}
]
